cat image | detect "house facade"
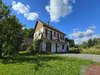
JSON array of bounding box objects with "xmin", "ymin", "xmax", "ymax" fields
[{"xmin": 33, "ymin": 19, "xmax": 70, "ymax": 53}]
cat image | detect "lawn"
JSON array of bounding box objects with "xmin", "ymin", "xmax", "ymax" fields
[{"xmin": 0, "ymin": 51, "xmax": 100, "ymax": 75}]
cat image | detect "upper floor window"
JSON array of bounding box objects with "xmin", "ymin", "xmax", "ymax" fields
[
  {"xmin": 48, "ymin": 30, "xmax": 50, "ymax": 35},
  {"xmin": 60, "ymin": 34, "xmax": 64, "ymax": 40},
  {"xmin": 39, "ymin": 30, "xmax": 41, "ymax": 36},
  {"xmin": 60, "ymin": 34, "xmax": 63, "ymax": 40}
]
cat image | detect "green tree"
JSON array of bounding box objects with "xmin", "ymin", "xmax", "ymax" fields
[
  {"xmin": 88, "ymin": 38, "xmax": 93, "ymax": 48},
  {"xmin": 1, "ymin": 15, "xmax": 24, "ymax": 56},
  {"xmin": 0, "ymin": 0, "xmax": 11, "ymax": 21},
  {"xmin": 97, "ymin": 38, "xmax": 100, "ymax": 45},
  {"xmin": 21, "ymin": 28, "xmax": 34, "ymax": 38},
  {"xmin": 93, "ymin": 38, "xmax": 98, "ymax": 46},
  {"xmin": 69, "ymin": 39, "xmax": 76, "ymax": 48},
  {"xmin": 81, "ymin": 41, "xmax": 88, "ymax": 49},
  {"xmin": 0, "ymin": 0, "xmax": 11, "ymax": 57}
]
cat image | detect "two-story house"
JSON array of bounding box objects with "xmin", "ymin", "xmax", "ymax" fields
[{"xmin": 33, "ymin": 19, "xmax": 70, "ymax": 53}]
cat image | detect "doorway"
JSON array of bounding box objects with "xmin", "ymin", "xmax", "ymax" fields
[{"xmin": 46, "ymin": 42, "xmax": 51, "ymax": 52}]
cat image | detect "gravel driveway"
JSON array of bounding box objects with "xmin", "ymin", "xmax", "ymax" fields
[{"xmin": 56, "ymin": 53, "xmax": 100, "ymax": 63}]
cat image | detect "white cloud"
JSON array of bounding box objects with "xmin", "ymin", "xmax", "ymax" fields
[
  {"xmin": 12, "ymin": 1, "xmax": 39, "ymax": 21},
  {"xmin": 27, "ymin": 5, "xmax": 30, "ymax": 9},
  {"xmin": 45, "ymin": 0, "xmax": 74, "ymax": 22},
  {"xmin": 69, "ymin": 31, "xmax": 84, "ymax": 38},
  {"xmin": 69, "ymin": 28, "xmax": 100, "ymax": 44},
  {"xmin": 69, "ymin": 29, "xmax": 95, "ymax": 38},
  {"xmin": 84, "ymin": 29, "xmax": 95, "ymax": 36},
  {"xmin": 88, "ymin": 26, "xmax": 96, "ymax": 29},
  {"xmin": 75, "ymin": 35, "xmax": 100, "ymax": 44}
]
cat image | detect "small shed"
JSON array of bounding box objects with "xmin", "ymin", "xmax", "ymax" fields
[{"xmin": 21, "ymin": 38, "xmax": 33, "ymax": 51}]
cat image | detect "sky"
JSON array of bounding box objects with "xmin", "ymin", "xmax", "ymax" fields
[{"xmin": 3, "ymin": 0, "xmax": 100, "ymax": 44}]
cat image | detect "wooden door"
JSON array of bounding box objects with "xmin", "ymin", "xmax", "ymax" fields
[{"xmin": 46, "ymin": 42, "xmax": 51, "ymax": 52}]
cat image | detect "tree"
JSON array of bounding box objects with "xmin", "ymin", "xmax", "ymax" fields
[
  {"xmin": 21, "ymin": 28, "xmax": 34, "ymax": 38},
  {"xmin": 0, "ymin": 0, "xmax": 11, "ymax": 21},
  {"xmin": 88, "ymin": 38, "xmax": 93, "ymax": 48},
  {"xmin": 69, "ymin": 39, "xmax": 76, "ymax": 48},
  {"xmin": 1, "ymin": 15, "xmax": 24, "ymax": 56},
  {"xmin": 0, "ymin": 0, "xmax": 11, "ymax": 57},
  {"xmin": 81, "ymin": 41, "xmax": 88, "ymax": 49},
  {"xmin": 93, "ymin": 38, "xmax": 98, "ymax": 46}
]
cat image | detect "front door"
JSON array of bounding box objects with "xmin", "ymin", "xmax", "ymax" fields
[{"xmin": 46, "ymin": 42, "xmax": 51, "ymax": 52}]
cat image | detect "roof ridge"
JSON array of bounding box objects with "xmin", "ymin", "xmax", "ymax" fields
[{"xmin": 37, "ymin": 19, "xmax": 66, "ymax": 35}]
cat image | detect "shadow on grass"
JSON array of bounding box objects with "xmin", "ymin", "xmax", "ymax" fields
[
  {"xmin": 1, "ymin": 52, "xmax": 61, "ymax": 72},
  {"xmin": 2, "ymin": 53, "xmax": 61, "ymax": 63}
]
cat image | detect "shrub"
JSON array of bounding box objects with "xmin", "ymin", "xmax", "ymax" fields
[
  {"xmin": 26, "ymin": 46, "xmax": 32, "ymax": 53},
  {"xmin": 32, "ymin": 39, "xmax": 43, "ymax": 54},
  {"xmin": 93, "ymin": 45, "xmax": 100, "ymax": 49}
]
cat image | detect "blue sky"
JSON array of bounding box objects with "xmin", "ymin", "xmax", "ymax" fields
[{"xmin": 3, "ymin": 0, "xmax": 100, "ymax": 44}]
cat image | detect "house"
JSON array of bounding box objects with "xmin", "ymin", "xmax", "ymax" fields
[
  {"xmin": 21, "ymin": 38, "xmax": 33, "ymax": 51},
  {"xmin": 33, "ymin": 19, "xmax": 70, "ymax": 53}
]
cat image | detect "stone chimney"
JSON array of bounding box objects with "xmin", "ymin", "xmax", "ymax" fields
[{"xmin": 47, "ymin": 21, "xmax": 49, "ymax": 25}]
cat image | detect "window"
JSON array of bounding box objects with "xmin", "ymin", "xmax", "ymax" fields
[
  {"xmin": 60, "ymin": 34, "xmax": 63, "ymax": 40},
  {"xmin": 39, "ymin": 30, "xmax": 41, "ymax": 36},
  {"xmin": 62, "ymin": 45, "xmax": 64, "ymax": 49}
]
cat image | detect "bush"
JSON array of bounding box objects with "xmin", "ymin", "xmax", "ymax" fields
[
  {"xmin": 26, "ymin": 46, "xmax": 32, "ymax": 53},
  {"xmin": 32, "ymin": 39, "xmax": 43, "ymax": 54},
  {"xmin": 93, "ymin": 45, "xmax": 100, "ymax": 49}
]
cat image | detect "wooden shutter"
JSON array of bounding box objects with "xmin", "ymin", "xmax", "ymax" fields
[
  {"xmin": 45, "ymin": 29, "xmax": 47, "ymax": 37},
  {"xmin": 57, "ymin": 33, "xmax": 59, "ymax": 41},
  {"xmin": 54, "ymin": 32, "xmax": 55, "ymax": 36}
]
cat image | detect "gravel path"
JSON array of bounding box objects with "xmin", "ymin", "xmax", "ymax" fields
[{"xmin": 56, "ymin": 53, "xmax": 100, "ymax": 63}]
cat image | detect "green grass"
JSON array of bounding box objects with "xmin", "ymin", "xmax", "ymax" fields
[{"xmin": 0, "ymin": 51, "xmax": 100, "ymax": 75}]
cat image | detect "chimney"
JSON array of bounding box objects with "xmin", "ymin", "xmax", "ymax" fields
[{"xmin": 47, "ymin": 21, "xmax": 49, "ymax": 25}]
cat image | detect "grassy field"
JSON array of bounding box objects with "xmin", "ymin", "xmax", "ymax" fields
[
  {"xmin": 70, "ymin": 45, "xmax": 100, "ymax": 55},
  {"xmin": 0, "ymin": 51, "xmax": 100, "ymax": 75}
]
